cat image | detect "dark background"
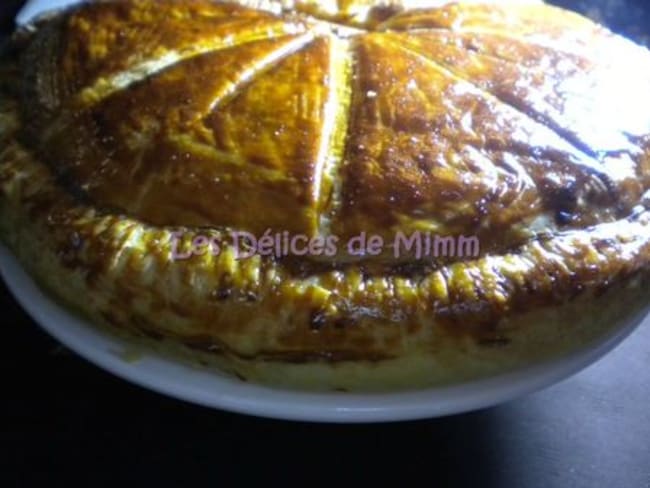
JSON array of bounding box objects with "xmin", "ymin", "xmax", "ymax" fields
[{"xmin": 1, "ymin": 1, "xmax": 649, "ymax": 486}]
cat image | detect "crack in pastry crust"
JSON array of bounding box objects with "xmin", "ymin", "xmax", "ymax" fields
[{"xmin": 2, "ymin": 0, "xmax": 650, "ymax": 389}]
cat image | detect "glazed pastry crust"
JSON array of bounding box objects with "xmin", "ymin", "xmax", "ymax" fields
[{"xmin": 2, "ymin": 0, "xmax": 650, "ymax": 390}]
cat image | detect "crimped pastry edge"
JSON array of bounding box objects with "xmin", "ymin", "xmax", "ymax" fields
[{"xmin": 3, "ymin": 208, "xmax": 649, "ymax": 392}]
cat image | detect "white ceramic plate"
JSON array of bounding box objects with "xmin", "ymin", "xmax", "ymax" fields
[
  {"xmin": 16, "ymin": 0, "xmax": 80, "ymax": 25},
  {"xmin": 1, "ymin": 244, "xmax": 647, "ymax": 422}
]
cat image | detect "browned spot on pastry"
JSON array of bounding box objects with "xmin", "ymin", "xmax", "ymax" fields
[
  {"xmin": 309, "ymin": 310, "xmax": 328, "ymax": 331},
  {"xmin": 259, "ymin": 349, "xmax": 393, "ymax": 363},
  {"xmin": 210, "ymin": 287, "xmax": 233, "ymax": 302},
  {"xmin": 183, "ymin": 336, "xmax": 225, "ymax": 354}
]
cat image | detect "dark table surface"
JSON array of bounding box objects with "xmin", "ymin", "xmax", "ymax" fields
[{"xmin": 1, "ymin": 1, "xmax": 650, "ymax": 486}]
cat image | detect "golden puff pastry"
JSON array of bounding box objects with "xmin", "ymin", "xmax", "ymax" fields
[{"xmin": 1, "ymin": 0, "xmax": 650, "ymax": 391}]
